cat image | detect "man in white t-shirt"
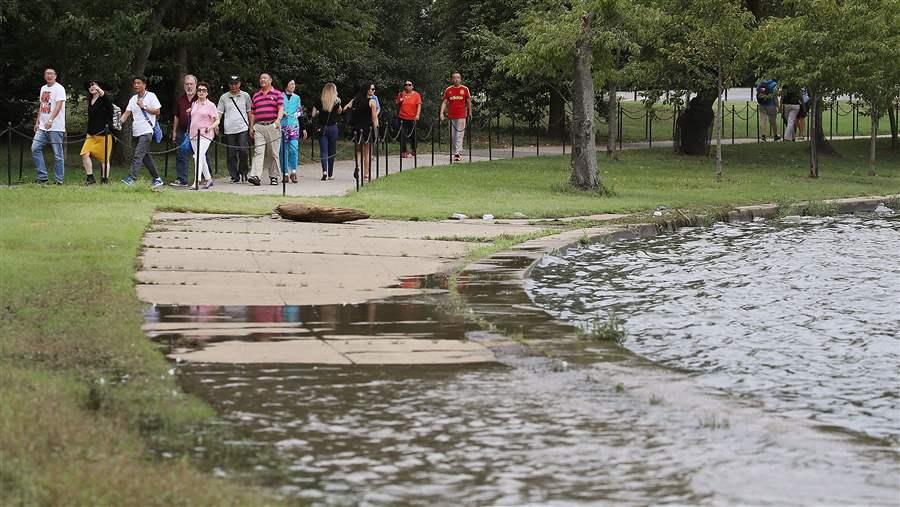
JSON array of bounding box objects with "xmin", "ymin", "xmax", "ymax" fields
[
  {"xmin": 118, "ymin": 75, "xmax": 164, "ymax": 187},
  {"xmin": 32, "ymin": 68, "xmax": 67, "ymax": 184}
]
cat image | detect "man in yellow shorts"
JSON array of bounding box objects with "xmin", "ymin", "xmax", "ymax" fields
[{"xmin": 80, "ymin": 81, "xmax": 114, "ymax": 184}]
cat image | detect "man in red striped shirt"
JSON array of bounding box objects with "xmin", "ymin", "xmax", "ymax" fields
[
  {"xmin": 440, "ymin": 72, "xmax": 472, "ymax": 161},
  {"xmin": 248, "ymin": 72, "xmax": 284, "ymax": 186}
]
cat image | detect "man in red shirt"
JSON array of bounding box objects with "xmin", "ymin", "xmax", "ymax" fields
[
  {"xmin": 396, "ymin": 80, "xmax": 422, "ymax": 158},
  {"xmin": 440, "ymin": 72, "xmax": 472, "ymax": 161}
]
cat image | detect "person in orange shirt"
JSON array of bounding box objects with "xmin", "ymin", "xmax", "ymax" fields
[
  {"xmin": 395, "ymin": 80, "xmax": 422, "ymax": 158},
  {"xmin": 440, "ymin": 72, "xmax": 473, "ymax": 161}
]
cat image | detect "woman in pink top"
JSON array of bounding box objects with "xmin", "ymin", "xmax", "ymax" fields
[{"xmin": 189, "ymin": 81, "xmax": 220, "ymax": 189}]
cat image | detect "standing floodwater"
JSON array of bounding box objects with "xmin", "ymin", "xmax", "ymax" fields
[
  {"xmin": 529, "ymin": 215, "xmax": 900, "ymax": 443},
  {"xmin": 156, "ymin": 215, "xmax": 900, "ymax": 506}
]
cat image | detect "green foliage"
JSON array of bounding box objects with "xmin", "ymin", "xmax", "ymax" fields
[{"xmin": 578, "ymin": 311, "xmax": 628, "ymax": 344}]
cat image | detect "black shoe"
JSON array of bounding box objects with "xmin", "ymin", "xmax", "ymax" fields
[
  {"xmin": 321, "ymin": 173, "xmax": 327, "ymax": 181},
  {"xmin": 101, "ymin": 177, "xmax": 109, "ymax": 184},
  {"xmin": 54, "ymin": 181, "xmax": 63, "ymax": 185},
  {"xmin": 774, "ymin": 135, "xmax": 781, "ymax": 141},
  {"xmin": 270, "ymin": 177, "xmax": 279, "ymax": 185},
  {"xmin": 35, "ymin": 179, "xmax": 49, "ymax": 185},
  {"xmin": 353, "ymin": 168, "xmax": 359, "ymax": 180},
  {"xmin": 85, "ymin": 175, "xmax": 96, "ymax": 185},
  {"xmin": 248, "ymin": 176, "xmax": 261, "ymax": 186},
  {"xmin": 230, "ymin": 177, "xmax": 240, "ymax": 184},
  {"xmin": 761, "ymin": 135, "xmax": 767, "ymax": 142}
]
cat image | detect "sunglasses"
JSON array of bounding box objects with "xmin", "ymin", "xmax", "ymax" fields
[{"xmin": 197, "ymin": 88, "xmax": 208, "ymax": 93}]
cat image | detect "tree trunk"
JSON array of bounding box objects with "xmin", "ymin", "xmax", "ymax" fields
[
  {"xmin": 276, "ymin": 203, "xmax": 370, "ymax": 223},
  {"xmin": 606, "ymin": 79, "xmax": 617, "ymax": 160},
  {"xmin": 113, "ymin": 0, "xmax": 172, "ymax": 164},
  {"xmin": 814, "ymin": 97, "xmax": 834, "ymax": 155},
  {"xmin": 714, "ymin": 66, "xmax": 724, "ymax": 180},
  {"xmin": 173, "ymin": 44, "xmax": 189, "ymax": 101},
  {"xmin": 889, "ymin": 105, "xmax": 898, "ymax": 151},
  {"xmin": 570, "ymin": 14, "xmax": 599, "ymax": 191},
  {"xmin": 677, "ymin": 90, "xmax": 716, "ymax": 155},
  {"xmin": 868, "ymin": 107, "xmax": 878, "ymax": 176},
  {"xmin": 548, "ymin": 88, "xmax": 566, "ymax": 141},
  {"xmin": 809, "ymin": 92, "xmax": 818, "ymax": 178}
]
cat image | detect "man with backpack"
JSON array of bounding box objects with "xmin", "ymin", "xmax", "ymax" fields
[
  {"xmin": 217, "ymin": 75, "xmax": 252, "ymax": 183},
  {"xmin": 756, "ymin": 78, "xmax": 780, "ymax": 142}
]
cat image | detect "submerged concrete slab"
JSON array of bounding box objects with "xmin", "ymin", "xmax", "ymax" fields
[{"xmin": 169, "ymin": 339, "xmax": 352, "ymax": 364}]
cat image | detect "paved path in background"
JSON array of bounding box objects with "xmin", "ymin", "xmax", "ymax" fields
[{"xmin": 200, "ymin": 137, "xmax": 771, "ymax": 198}]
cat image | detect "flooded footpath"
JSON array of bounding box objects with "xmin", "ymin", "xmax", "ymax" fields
[{"xmin": 141, "ymin": 208, "xmax": 900, "ymax": 506}]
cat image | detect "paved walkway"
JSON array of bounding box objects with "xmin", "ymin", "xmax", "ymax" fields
[
  {"xmin": 200, "ymin": 134, "xmax": 883, "ymax": 198},
  {"xmin": 139, "ymin": 212, "xmax": 557, "ymax": 365}
]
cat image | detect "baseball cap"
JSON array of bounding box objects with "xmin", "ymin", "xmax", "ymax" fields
[{"xmin": 229, "ymin": 75, "xmax": 241, "ymax": 83}]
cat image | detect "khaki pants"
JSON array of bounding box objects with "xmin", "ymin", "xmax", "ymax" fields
[
  {"xmin": 251, "ymin": 122, "xmax": 281, "ymax": 179},
  {"xmin": 450, "ymin": 118, "xmax": 466, "ymax": 156}
]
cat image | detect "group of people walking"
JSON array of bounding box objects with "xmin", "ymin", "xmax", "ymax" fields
[{"xmin": 30, "ymin": 67, "xmax": 474, "ymax": 188}]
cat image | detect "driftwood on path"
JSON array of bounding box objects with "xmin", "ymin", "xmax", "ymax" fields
[{"xmin": 275, "ymin": 203, "xmax": 370, "ymax": 223}]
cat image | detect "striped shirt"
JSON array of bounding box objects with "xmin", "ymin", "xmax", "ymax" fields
[{"xmin": 251, "ymin": 88, "xmax": 284, "ymax": 123}]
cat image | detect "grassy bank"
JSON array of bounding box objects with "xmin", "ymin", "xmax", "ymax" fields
[
  {"xmin": 1, "ymin": 138, "xmax": 897, "ymax": 503},
  {"xmin": 0, "ymin": 188, "xmax": 283, "ymax": 505},
  {"xmin": 326, "ymin": 139, "xmax": 899, "ymax": 219}
]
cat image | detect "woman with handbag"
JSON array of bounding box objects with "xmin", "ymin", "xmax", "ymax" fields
[
  {"xmin": 311, "ymin": 82, "xmax": 343, "ymax": 181},
  {"xmin": 188, "ymin": 82, "xmax": 220, "ymax": 189},
  {"xmin": 344, "ymin": 83, "xmax": 379, "ymax": 181},
  {"xmin": 280, "ymin": 79, "xmax": 306, "ymax": 183}
]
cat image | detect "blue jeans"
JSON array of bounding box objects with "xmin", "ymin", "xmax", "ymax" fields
[
  {"xmin": 174, "ymin": 129, "xmax": 213, "ymax": 183},
  {"xmin": 318, "ymin": 125, "xmax": 338, "ymax": 176},
  {"xmin": 32, "ymin": 130, "xmax": 65, "ymax": 182}
]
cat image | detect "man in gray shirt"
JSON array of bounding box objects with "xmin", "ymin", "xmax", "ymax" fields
[{"xmin": 217, "ymin": 75, "xmax": 252, "ymax": 183}]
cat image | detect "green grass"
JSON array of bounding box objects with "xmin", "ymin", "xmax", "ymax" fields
[
  {"xmin": 0, "ymin": 138, "xmax": 897, "ymax": 503},
  {"xmin": 0, "ymin": 187, "xmax": 285, "ymax": 505},
  {"xmin": 325, "ymin": 139, "xmax": 900, "ymax": 219}
]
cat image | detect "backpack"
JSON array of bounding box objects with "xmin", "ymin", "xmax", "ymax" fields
[
  {"xmin": 111, "ymin": 103, "xmax": 123, "ymax": 131},
  {"xmin": 756, "ymin": 84, "xmax": 770, "ymax": 104}
]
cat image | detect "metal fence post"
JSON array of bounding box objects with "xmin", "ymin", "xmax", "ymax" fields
[
  {"xmin": 431, "ymin": 120, "xmax": 435, "ymax": 167},
  {"xmin": 535, "ymin": 121, "xmax": 540, "ymax": 157},
  {"xmin": 164, "ymin": 138, "xmax": 169, "ymax": 179},
  {"xmin": 511, "ymin": 116, "xmax": 516, "ymax": 159},
  {"xmin": 374, "ymin": 128, "xmax": 380, "ymax": 181},
  {"xmin": 487, "ymin": 116, "xmax": 492, "ymax": 161},
  {"xmin": 194, "ymin": 133, "xmax": 201, "ymax": 190},
  {"xmin": 731, "ymin": 105, "xmax": 735, "ymax": 144},
  {"xmin": 648, "ymin": 110, "xmax": 653, "ymax": 148},
  {"xmin": 745, "ymin": 102, "xmax": 749, "ymax": 138},
  {"xmin": 467, "ymin": 117, "xmax": 472, "ymax": 162},
  {"xmin": 103, "ymin": 125, "xmax": 110, "ymax": 180},
  {"xmin": 6, "ymin": 122, "xmax": 11, "ymax": 186}
]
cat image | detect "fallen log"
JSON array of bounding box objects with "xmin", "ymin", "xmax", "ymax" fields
[{"xmin": 275, "ymin": 203, "xmax": 370, "ymax": 223}]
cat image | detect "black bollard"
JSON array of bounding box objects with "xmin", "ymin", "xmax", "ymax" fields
[
  {"xmin": 535, "ymin": 122, "xmax": 540, "ymax": 157},
  {"xmin": 648, "ymin": 110, "xmax": 653, "ymax": 149},
  {"xmin": 511, "ymin": 117, "xmax": 516, "ymax": 159},
  {"xmin": 488, "ymin": 117, "xmax": 492, "ymax": 161},
  {"xmin": 383, "ymin": 127, "xmax": 388, "ymax": 178},
  {"xmin": 6, "ymin": 122, "xmax": 11, "ymax": 186},
  {"xmin": 375, "ymin": 128, "xmax": 380, "ymax": 181},
  {"xmin": 104, "ymin": 125, "xmax": 110, "ymax": 180},
  {"xmin": 731, "ymin": 106, "xmax": 735, "ymax": 144},
  {"xmin": 745, "ymin": 102, "xmax": 750, "ymax": 138},
  {"xmin": 467, "ymin": 118, "xmax": 472, "ymax": 163},
  {"xmin": 214, "ymin": 133, "xmax": 219, "ymax": 176},
  {"xmin": 195, "ymin": 133, "xmax": 201, "ymax": 190},
  {"xmin": 164, "ymin": 137, "xmax": 169, "ymax": 179},
  {"xmin": 18, "ymin": 131, "xmax": 24, "ymax": 181},
  {"xmin": 431, "ymin": 121, "xmax": 435, "ymax": 167},
  {"xmin": 281, "ymin": 136, "xmax": 286, "ymax": 197}
]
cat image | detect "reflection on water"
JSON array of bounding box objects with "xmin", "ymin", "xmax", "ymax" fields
[{"xmin": 529, "ymin": 215, "xmax": 900, "ymax": 443}]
